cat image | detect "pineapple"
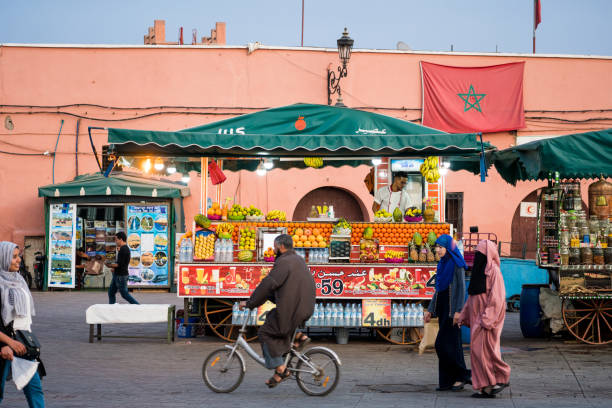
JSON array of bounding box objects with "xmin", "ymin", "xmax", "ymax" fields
[
  {"xmin": 426, "ymin": 243, "xmax": 435, "ymax": 263},
  {"xmin": 409, "ymin": 241, "xmax": 419, "ymax": 262},
  {"xmin": 419, "ymin": 245, "xmax": 428, "ymax": 262}
]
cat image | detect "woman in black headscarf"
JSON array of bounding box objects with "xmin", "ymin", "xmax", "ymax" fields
[{"xmin": 424, "ymin": 234, "xmax": 471, "ymax": 391}]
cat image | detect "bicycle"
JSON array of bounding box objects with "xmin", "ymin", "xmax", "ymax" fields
[
  {"xmin": 18, "ymin": 245, "xmax": 33, "ymax": 288},
  {"xmin": 202, "ymin": 309, "xmax": 342, "ymax": 396}
]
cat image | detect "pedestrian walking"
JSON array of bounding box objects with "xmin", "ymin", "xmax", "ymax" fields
[
  {"xmin": 0, "ymin": 241, "xmax": 45, "ymax": 407},
  {"xmin": 456, "ymin": 240, "xmax": 511, "ymax": 398},
  {"xmin": 423, "ymin": 234, "xmax": 471, "ymax": 391},
  {"xmin": 106, "ymin": 232, "xmax": 139, "ymax": 304}
]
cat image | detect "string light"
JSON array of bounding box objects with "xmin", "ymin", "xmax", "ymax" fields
[
  {"xmin": 256, "ymin": 160, "xmax": 266, "ymax": 176},
  {"xmin": 154, "ymin": 157, "xmax": 165, "ymax": 171},
  {"xmin": 166, "ymin": 160, "xmax": 177, "ymax": 174},
  {"xmin": 263, "ymin": 158, "xmax": 274, "ymax": 170},
  {"xmin": 142, "ymin": 158, "xmax": 152, "ymax": 173},
  {"xmin": 371, "ymin": 158, "xmax": 382, "ymax": 166}
]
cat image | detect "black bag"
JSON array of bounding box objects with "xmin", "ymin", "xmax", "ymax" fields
[{"xmin": 15, "ymin": 330, "xmax": 41, "ymax": 360}]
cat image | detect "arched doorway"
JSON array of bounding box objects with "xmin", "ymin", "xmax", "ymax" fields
[{"xmin": 292, "ymin": 187, "xmax": 367, "ymax": 221}]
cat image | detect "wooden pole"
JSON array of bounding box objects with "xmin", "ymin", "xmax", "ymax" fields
[{"xmin": 201, "ymin": 157, "xmax": 208, "ymax": 214}]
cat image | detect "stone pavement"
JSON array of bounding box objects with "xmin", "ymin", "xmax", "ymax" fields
[{"xmin": 3, "ymin": 292, "xmax": 612, "ymax": 408}]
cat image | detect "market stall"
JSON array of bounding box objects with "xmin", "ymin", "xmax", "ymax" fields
[
  {"xmin": 101, "ymin": 103, "xmax": 494, "ymax": 344},
  {"xmin": 38, "ymin": 172, "xmax": 189, "ymax": 291},
  {"xmin": 484, "ymin": 129, "xmax": 612, "ymax": 344}
]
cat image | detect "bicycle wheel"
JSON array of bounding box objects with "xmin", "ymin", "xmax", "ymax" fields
[
  {"xmin": 202, "ymin": 348, "xmax": 245, "ymax": 393},
  {"xmin": 295, "ymin": 349, "xmax": 340, "ymax": 396}
]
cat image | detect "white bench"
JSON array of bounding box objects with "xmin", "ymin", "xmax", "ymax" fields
[{"xmin": 86, "ymin": 304, "xmax": 176, "ymax": 344}]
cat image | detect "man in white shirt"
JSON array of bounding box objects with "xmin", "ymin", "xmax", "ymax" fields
[{"xmin": 372, "ymin": 172, "xmax": 410, "ymax": 215}]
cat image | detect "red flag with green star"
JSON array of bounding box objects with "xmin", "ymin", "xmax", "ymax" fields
[{"xmin": 420, "ymin": 61, "xmax": 525, "ymax": 133}]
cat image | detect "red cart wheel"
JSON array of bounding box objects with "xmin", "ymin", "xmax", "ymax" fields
[
  {"xmin": 203, "ymin": 298, "xmax": 258, "ymax": 342},
  {"xmin": 562, "ymin": 298, "xmax": 612, "ymax": 345}
]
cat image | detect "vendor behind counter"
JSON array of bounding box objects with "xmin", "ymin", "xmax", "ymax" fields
[{"xmin": 372, "ymin": 172, "xmax": 421, "ymax": 215}]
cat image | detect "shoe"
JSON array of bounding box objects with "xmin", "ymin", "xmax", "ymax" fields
[
  {"xmin": 451, "ymin": 381, "xmax": 466, "ymax": 391},
  {"xmin": 471, "ymin": 391, "xmax": 495, "ymax": 399},
  {"xmin": 491, "ymin": 383, "xmax": 509, "ymax": 395},
  {"xmin": 436, "ymin": 386, "xmax": 452, "ymax": 391}
]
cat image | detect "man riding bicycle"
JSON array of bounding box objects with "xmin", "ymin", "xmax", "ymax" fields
[{"xmin": 240, "ymin": 234, "xmax": 315, "ymax": 388}]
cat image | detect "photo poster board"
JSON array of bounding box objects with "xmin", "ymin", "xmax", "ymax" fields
[
  {"xmin": 48, "ymin": 203, "xmax": 77, "ymax": 288},
  {"xmin": 126, "ymin": 204, "xmax": 170, "ymax": 287}
]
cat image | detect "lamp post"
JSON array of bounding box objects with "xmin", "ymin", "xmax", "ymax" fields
[{"xmin": 327, "ymin": 28, "xmax": 354, "ymax": 107}]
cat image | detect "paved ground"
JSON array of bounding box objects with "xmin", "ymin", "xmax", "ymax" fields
[{"xmin": 3, "ymin": 292, "xmax": 612, "ymax": 408}]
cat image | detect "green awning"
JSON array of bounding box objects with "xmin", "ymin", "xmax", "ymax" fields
[
  {"xmin": 491, "ymin": 129, "xmax": 612, "ymax": 185},
  {"xmin": 38, "ymin": 173, "xmax": 190, "ymax": 198},
  {"xmin": 107, "ymin": 104, "xmax": 494, "ymax": 163}
]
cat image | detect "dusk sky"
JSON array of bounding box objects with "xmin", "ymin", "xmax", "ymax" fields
[{"xmin": 1, "ymin": 0, "xmax": 611, "ymax": 55}]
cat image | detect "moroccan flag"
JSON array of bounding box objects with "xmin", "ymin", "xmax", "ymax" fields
[
  {"xmin": 421, "ymin": 61, "xmax": 525, "ymax": 133},
  {"xmin": 535, "ymin": 0, "xmax": 542, "ymax": 29}
]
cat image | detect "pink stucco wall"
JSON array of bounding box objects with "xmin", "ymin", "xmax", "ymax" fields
[{"xmin": 1, "ymin": 44, "xmax": 611, "ymax": 248}]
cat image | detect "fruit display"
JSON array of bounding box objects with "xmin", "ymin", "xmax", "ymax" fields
[
  {"xmin": 206, "ymin": 202, "xmax": 222, "ymax": 220},
  {"xmin": 332, "ymin": 218, "xmax": 352, "ymax": 236},
  {"xmin": 228, "ymin": 204, "xmax": 246, "ymax": 220},
  {"xmin": 374, "ymin": 209, "xmax": 393, "ymax": 222},
  {"xmin": 303, "ymin": 157, "xmax": 323, "ymax": 168},
  {"xmin": 266, "ymin": 210, "xmax": 286, "ymax": 221},
  {"xmin": 420, "ymin": 156, "xmax": 440, "ymax": 183},
  {"xmin": 427, "ymin": 230, "xmax": 437, "ymax": 247},
  {"xmin": 359, "ymin": 239, "xmax": 379, "ymax": 263},
  {"xmin": 330, "ymin": 240, "xmax": 351, "ymax": 260},
  {"xmin": 404, "ymin": 207, "xmax": 423, "ymax": 222},
  {"xmin": 244, "ymin": 205, "xmax": 264, "ymax": 220},
  {"xmin": 263, "ymin": 247, "xmax": 276, "ymax": 262},
  {"xmin": 363, "ymin": 226, "xmax": 374, "ymax": 240},
  {"xmin": 239, "ymin": 227, "xmax": 256, "ymax": 251},
  {"xmin": 350, "ymin": 222, "xmax": 450, "ymax": 246},
  {"xmin": 409, "ymin": 242, "xmax": 419, "ymax": 261},
  {"xmin": 393, "ymin": 207, "xmax": 403, "ymax": 222},
  {"xmin": 385, "ymin": 250, "xmax": 406, "ymax": 263},
  {"xmin": 292, "ymin": 227, "xmax": 328, "ymax": 248},
  {"xmin": 237, "ymin": 250, "xmax": 254, "ymax": 262},
  {"xmin": 194, "ymin": 214, "xmax": 212, "ymax": 229},
  {"xmin": 194, "ymin": 231, "xmax": 215, "ymax": 260},
  {"xmin": 215, "ymin": 223, "xmax": 235, "ymax": 240}
]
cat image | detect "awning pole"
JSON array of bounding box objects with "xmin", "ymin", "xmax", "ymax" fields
[
  {"xmin": 216, "ymin": 159, "xmax": 223, "ymax": 204},
  {"xmin": 201, "ymin": 157, "xmax": 209, "ymax": 214}
]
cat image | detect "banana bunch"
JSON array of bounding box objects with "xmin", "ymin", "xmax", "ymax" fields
[
  {"xmin": 304, "ymin": 157, "xmax": 323, "ymax": 168},
  {"xmin": 216, "ymin": 223, "xmax": 234, "ymax": 234},
  {"xmin": 266, "ymin": 210, "xmax": 286, "ymax": 221},
  {"xmin": 420, "ymin": 156, "xmax": 440, "ymax": 183},
  {"xmin": 385, "ymin": 250, "xmax": 406, "ymax": 259}
]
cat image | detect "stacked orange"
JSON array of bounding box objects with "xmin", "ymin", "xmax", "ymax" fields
[
  {"xmin": 207, "ymin": 202, "xmax": 222, "ymax": 217},
  {"xmin": 291, "ymin": 227, "xmax": 328, "ymax": 248},
  {"xmin": 351, "ymin": 223, "xmax": 451, "ymax": 246}
]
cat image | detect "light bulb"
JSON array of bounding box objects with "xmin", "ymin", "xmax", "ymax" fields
[
  {"xmin": 439, "ymin": 167, "xmax": 449, "ymax": 176},
  {"xmin": 371, "ymin": 158, "xmax": 382, "ymax": 166},
  {"xmin": 166, "ymin": 160, "xmax": 177, "ymax": 174},
  {"xmin": 154, "ymin": 158, "xmax": 165, "ymax": 171},
  {"xmin": 181, "ymin": 175, "xmax": 190, "ymax": 183},
  {"xmin": 256, "ymin": 161, "xmax": 266, "ymax": 176},
  {"xmin": 263, "ymin": 158, "xmax": 274, "ymax": 170},
  {"xmin": 443, "ymin": 162, "xmax": 451, "ymax": 169},
  {"xmin": 142, "ymin": 158, "xmax": 152, "ymax": 173}
]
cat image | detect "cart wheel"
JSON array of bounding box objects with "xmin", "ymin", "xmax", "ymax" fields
[
  {"xmin": 203, "ymin": 298, "xmax": 258, "ymax": 342},
  {"xmin": 562, "ymin": 298, "xmax": 612, "ymax": 345},
  {"xmin": 376, "ymin": 327, "xmax": 423, "ymax": 345}
]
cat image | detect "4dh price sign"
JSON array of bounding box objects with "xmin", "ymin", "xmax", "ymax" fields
[{"xmin": 361, "ymin": 299, "xmax": 391, "ymax": 327}]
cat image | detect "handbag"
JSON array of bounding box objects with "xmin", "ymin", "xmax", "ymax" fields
[
  {"xmin": 418, "ymin": 317, "xmax": 439, "ymax": 355},
  {"xmin": 15, "ymin": 330, "xmax": 41, "ymax": 360}
]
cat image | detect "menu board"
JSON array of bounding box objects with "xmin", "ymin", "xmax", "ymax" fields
[
  {"xmin": 177, "ymin": 263, "xmax": 436, "ymax": 299},
  {"xmin": 48, "ymin": 203, "xmax": 77, "ymax": 288},
  {"xmin": 126, "ymin": 204, "xmax": 169, "ymax": 287}
]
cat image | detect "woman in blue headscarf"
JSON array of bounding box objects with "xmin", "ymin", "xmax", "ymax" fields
[{"xmin": 424, "ymin": 234, "xmax": 471, "ymax": 392}]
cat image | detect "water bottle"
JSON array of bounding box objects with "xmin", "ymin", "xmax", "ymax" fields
[
  {"xmin": 357, "ymin": 304, "xmax": 362, "ymax": 326},
  {"xmin": 403, "ymin": 304, "xmax": 410, "ymax": 327},
  {"xmin": 232, "ymin": 302, "xmax": 239, "ymax": 324},
  {"xmin": 332, "ymin": 304, "xmax": 339, "ymax": 326},
  {"xmin": 250, "ymin": 308, "xmax": 258, "ymax": 325},
  {"xmin": 350, "ymin": 303, "xmax": 357, "ymax": 326},
  {"xmin": 409, "ymin": 304, "xmax": 416, "ymax": 326},
  {"xmin": 325, "ymin": 304, "xmax": 331, "ymax": 326},
  {"xmin": 214, "ymin": 239, "xmax": 221, "ymax": 262},
  {"xmin": 337, "ymin": 304, "xmax": 344, "ymax": 326},
  {"xmin": 344, "ymin": 303, "xmax": 351, "ymax": 327},
  {"xmin": 391, "ymin": 303, "xmax": 399, "ymax": 327},
  {"xmin": 417, "ymin": 304, "xmax": 424, "ymax": 326}
]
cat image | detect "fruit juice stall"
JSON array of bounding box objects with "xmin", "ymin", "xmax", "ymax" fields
[
  {"xmin": 102, "ymin": 103, "xmax": 494, "ymax": 344},
  {"xmin": 485, "ymin": 129, "xmax": 612, "ymax": 344}
]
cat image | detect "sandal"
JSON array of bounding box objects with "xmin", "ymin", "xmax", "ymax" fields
[
  {"xmin": 491, "ymin": 383, "xmax": 509, "ymax": 394},
  {"xmin": 265, "ymin": 367, "xmax": 291, "ymax": 388},
  {"xmin": 471, "ymin": 390, "xmax": 495, "ymax": 399},
  {"xmin": 293, "ymin": 334, "xmax": 311, "ymax": 351}
]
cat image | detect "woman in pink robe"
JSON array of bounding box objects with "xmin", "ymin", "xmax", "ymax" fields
[{"xmin": 456, "ymin": 240, "xmax": 511, "ymax": 398}]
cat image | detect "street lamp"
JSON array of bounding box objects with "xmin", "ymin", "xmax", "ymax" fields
[{"xmin": 327, "ymin": 28, "xmax": 354, "ymax": 107}]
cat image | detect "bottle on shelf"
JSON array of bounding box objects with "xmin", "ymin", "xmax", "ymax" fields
[
  {"xmin": 357, "ymin": 303, "xmax": 362, "ymax": 326},
  {"xmin": 344, "ymin": 303, "xmax": 351, "ymax": 327},
  {"xmin": 232, "ymin": 302, "xmax": 239, "ymax": 324},
  {"xmin": 391, "ymin": 303, "xmax": 398, "ymax": 326},
  {"xmin": 250, "ymin": 308, "xmax": 258, "ymax": 325}
]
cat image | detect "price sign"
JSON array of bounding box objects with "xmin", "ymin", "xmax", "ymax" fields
[
  {"xmin": 257, "ymin": 301, "xmax": 276, "ymax": 326},
  {"xmin": 361, "ymin": 299, "xmax": 391, "ymax": 327}
]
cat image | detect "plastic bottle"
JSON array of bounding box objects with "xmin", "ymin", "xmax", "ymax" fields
[
  {"xmin": 314, "ymin": 303, "xmax": 320, "ymax": 326},
  {"xmin": 325, "ymin": 304, "xmax": 332, "ymax": 326},
  {"xmin": 391, "ymin": 303, "xmax": 398, "ymax": 326},
  {"xmin": 344, "ymin": 303, "xmax": 351, "ymax": 327},
  {"xmin": 232, "ymin": 302, "xmax": 239, "ymax": 324},
  {"xmin": 250, "ymin": 308, "xmax": 258, "ymax": 325},
  {"xmin": 357, "ymin": 304, "xmax": 362, "ymax": 326},
  {"xmin": 403, "ymin": 304, "xmax": 410, "ymax": 327},
  {"xmin": 416, "ymin": 304, "xmax": 424, "ymax": 326},
  {"xmin": 337, "ymin": 304, "xmax": 344, "ymax": 326}
]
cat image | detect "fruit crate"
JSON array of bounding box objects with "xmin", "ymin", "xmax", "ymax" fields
[
  {"xmin": 193, "ymin": 230, "xmax": 215, "ymax": 261},
  {"xmin": 329, "ymin": 235, "xmax": 351, "ymax": 262}
]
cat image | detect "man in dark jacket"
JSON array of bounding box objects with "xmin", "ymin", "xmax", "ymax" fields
[{"xmin": 240, "ymin": 234, "xmax": 315, "ymax": 388}]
